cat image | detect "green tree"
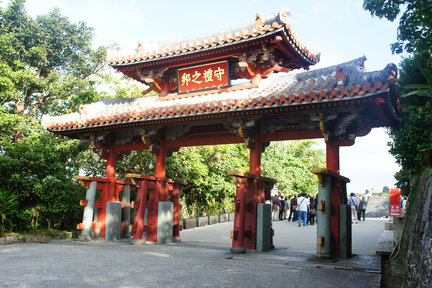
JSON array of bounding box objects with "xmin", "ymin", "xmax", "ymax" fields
[
  {"xmin": 0, "ymin": 110, "xmax": 86, "ymax": 230},
  {"xmin": 363, "ymin": 0, "xmax": 432, "ymax": 54},
  {"xmin": 164, "ymin": 141, "xmax": 324, "ymax": 218},
  {"xmin": 364, "ymin": 1, "xmax": 432, "ymax": 187},
  {"xmin": 0, "ymin": 1, "xmax": 105, "ymax": 232},
  {"xmin": 0, "ymin": 0, "xmax": 105, "ymax": 118},
  {"xmin": 0, "ymin": 185, "xmax": 19, "ymax": 234},
  {"xmin": 364, "ymin": 3, "xmax": 432, "ymax": 286},
  {"xmin": 388, "ymin": 54, "xmax": 432, "ymax": 174},
  {"xmin": 167, "ymin": 144, "xmax": 249, "ymax": 217},
  {"xmin": 262, "ymin": 141, "xmax": 325, "ymax": 197}
]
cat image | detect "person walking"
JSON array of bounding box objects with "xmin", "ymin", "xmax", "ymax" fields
[
  {"xmin": 288, "ymin": 194, "xmax": 297, "ymax": 222},
  {"xmin": 358, "ymin": 194, "xmax": 368, "ymax": 221},
  {"xmin": 347, "ymin": 192, "xmax": 358, "ymax": 224},
  {"xmin": 401, "ymin": 196, "xmax": 408, "ymax": 217},
  {"xmin": 354, "ymin": 193, "xmax": 362, "ymax": 221},
  {"xmin": 272, "ymin": 195, "xmax": 281, "ymax": 221},
  {"xmin": 308, "ymin": 196, "xmax": 317, "ymax": 225},
  {"xmin": 283, "ymin": 197, "xmax": 288, "ymax": 220},
  {"xmin": 279, "ymin": 197, "xmax": 285, "ymax": 220},
  {"xmin": 297, "ymin": 193, "xmax": 310, "ymax": 227}
]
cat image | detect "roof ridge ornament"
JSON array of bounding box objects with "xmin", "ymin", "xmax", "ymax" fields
[{"xmin": 254, "ymin": 13, "xmax": 263, "ymax": 28}]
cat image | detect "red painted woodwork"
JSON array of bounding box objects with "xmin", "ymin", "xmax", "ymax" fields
[
  {"xmin": 168, "ymin": 179, "xmax": 184, "ymax": 240},
  {"xmin": 249, "ymin": 134, "xmax": 261, "ymax": 175},
  {"xmin": 178, "ymin": 60, "xmax": 229, "ymax": 93},
  {"xmin": 229, "ymin": 171, "xmax": 277, "ymax": 251},
  {"xmin": 128, "ymin": 174, "xmax": 185, "ymax": 242},
  {"xmin": 324, "ymin": 139, "xmax": 353, "ymax": 258},
  {"xmin": 76, "ymin": 177, "xmax": 134, "ymax": 239},
  {"xmin": 114, "ymin": 130, "xmax": 323, "ymax": 153},
  {"xmin": 326, "ymin": 143, "xmax": 340, "ymax": 173},
  {"xmin": 132, "ymin": 180, "xmax": 149, "ymax": 240},
  {"xmin": 231, "ymin": 173, "xmax": 251, "ymax": 251}
]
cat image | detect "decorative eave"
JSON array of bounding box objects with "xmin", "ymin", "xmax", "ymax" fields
[{"xmin": 108, "ymin": 8, "xmax": 320, "ymax": 85}]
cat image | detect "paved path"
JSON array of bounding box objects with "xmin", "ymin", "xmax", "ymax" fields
[
  {"xmin": 0, "ymin": 218, "xmax": 386, "ymax": 288},
  {"xmin": 181, "ymin": 217, "xmax": 386, "ymax": 255}
]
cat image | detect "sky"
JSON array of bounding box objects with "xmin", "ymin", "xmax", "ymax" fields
[{"xmin": 2, "ymin": 0, "xmax": 403, "ymax": 194}]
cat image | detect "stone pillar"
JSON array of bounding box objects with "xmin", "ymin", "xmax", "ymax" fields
[
  {"xmin": 121, "ymin": 184, "xmax": 131, "ymax": 238},
  {"xmin": 80, "ymin": 181, "xmax": 97, "ymax": 241},
  {"xmin": 312, "ymin": 168, "xmax": 350, "ymax": 259}
]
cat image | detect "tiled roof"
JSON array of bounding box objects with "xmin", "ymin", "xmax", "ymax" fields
[
  {"xmin": 108, "ymin": 8, "xmax": 319, "ymax": 67},
  {"xmin": 42, "ymin": 57, "xmax": 399, "ymax": 133}
]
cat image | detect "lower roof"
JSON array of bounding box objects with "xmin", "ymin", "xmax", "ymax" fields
[{"xmin": 42, "ymin": 57, "xmax": 400, "ymax": 146}]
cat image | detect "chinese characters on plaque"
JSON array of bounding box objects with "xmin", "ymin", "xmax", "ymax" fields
[{"xmin": 177, "ymin": 60, "xmax": 229, "ymax": 93}]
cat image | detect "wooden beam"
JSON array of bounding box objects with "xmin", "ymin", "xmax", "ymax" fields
[
  {"xmin": 113, "ymin": 130, "xmax": 324, "ymax": 152},
  {"xmin": 260, "ymin": 129, "xmax": 323, "ymax": 142},
  {"xmin": 165, "ymin": 135, "xmax": 244, "ymax": 148}
]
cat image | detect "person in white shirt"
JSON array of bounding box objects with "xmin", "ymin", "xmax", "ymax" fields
[{"xmin": 297, "ymin": 193, "xmax": 310, "ymax": 227}]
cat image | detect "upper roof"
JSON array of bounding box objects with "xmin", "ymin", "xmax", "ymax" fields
[
  {"xmin": 42, "ymin": 57, "xmax": 400, "ymax": 144},
  {"xmin": 108, "ymin": 8, "xmax": 320, "ymax": 84}
]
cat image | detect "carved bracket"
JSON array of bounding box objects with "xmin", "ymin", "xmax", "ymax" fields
[{"xmin": 232, "ymin": 120, "xmax": 256, "ymax": 149}]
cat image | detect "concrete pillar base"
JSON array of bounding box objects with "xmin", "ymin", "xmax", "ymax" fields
[
  {"xmin": 79, "ymin": 236, "xmax": 92, "ymax": 242},
  {"xmin": 231, "ymin": 247, "xmax": 246, "ymax": 254},
  {"xmin": 316, "ymin": 254, "xmax": 333, "ymax": 259},
  {"xmin": 130, "ymin": 239, "xmax": 146, "ymax": 245}
]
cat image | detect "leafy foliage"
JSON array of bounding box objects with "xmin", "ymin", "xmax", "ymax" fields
[
  {"xmin": 167, "ymin": 144, "xmax": 249, "ymax": 217},
  {"xmin": 93, "ymin": 68, "xmax": 151, "ymax": 99},
  {"xmin": 0, "ymin": 111, "xmax": 86, "ymax": 231},
  {"xmin": 166, "ymin": 141, "xmax": 324, "ymax": 218},
  {"xmin": 0, "ymin": 0, "xmax": 106, "ymax": 118},
  {"xmin": 388, "ymin": 53, "xmax": 432, "ymax": 176},
  {"xmin": 0, "ymin": 1, "xmax": 103, "ymax": 233},
  {"xmin": 363, "ymin": 0, "xmax": 432, "ymax": 54},
  {"xmin": 364, "ymin": 1, "xmax": 432, "ymax": 194},
  {"xmin": 262, "ymin": 141, "xmax": 325, "ymax": 197},
  {"xmin": 0, "ymin": 185, "xmax": 19, "ymax": 234},
  {"xmin": 402, "ymin": 68, "xmax": 432, "ymax": 99}
]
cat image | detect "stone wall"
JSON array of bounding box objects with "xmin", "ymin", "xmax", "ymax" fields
[
  {"xmin": 365, "ymin": 197, "xmax": 389, "ymax": 218},
  {"xmin": 181, "ymin": 213, "xmax": 235, "ymax": 229},
  {"xmin": 398, "ymin": 169, "xmax": 432, "ymax": 287}
]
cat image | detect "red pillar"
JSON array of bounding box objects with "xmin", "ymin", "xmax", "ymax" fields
[
  {"xmin": 132, "ymin": 180, "xmax": 147, "ymax": 240},
  {"xmin": 325, "ymin": 139, "xmax": 354, "ymax": 257},
  {"xmin": 326, "ymin": 142, "xmax": 340, "ymax": 173},
  {"xmin": 98, "ymin": 145, "xmax": 117, "ymax": 238},
  {"xmin": 155, "ymin": 141, "xmax": 167, "ymax": 201},
  {"xmin": 146, "ymin": 142, "xmax": 168, "ymax": 243},
  {"xmin": 155, "ymin": 142, "xmax": 166, "ymax": 179},
  {"xmin": 249, "ymin": 135, "xmax": 262, "ymax": 175},
  {"xmin": 230, "ymin": 174, "xmax": 249, "ymax": 253}
]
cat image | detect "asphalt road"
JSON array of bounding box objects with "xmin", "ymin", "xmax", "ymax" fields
[{"xmin": 0, "ymin": 218, "xmax": 386, "ymax": 288}]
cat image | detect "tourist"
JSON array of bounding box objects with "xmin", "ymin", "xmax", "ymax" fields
[
  {"xmin": 401, "ymin": 196, "xmax": 408, "ymax": 217},
  {"xmin": 308, "ymin": 196, "xmax": 317, "ymax": 225},
  {"xmin": 288, "ymin": 194, "xmax": 297, "ymax": 222},
  {"xmin": 283, "ymin": 197, "xmax": 289, "ymax": 220},
  {"xmin": 347, "ymin": 192, "xmax": 358, "ymax": 224},
  {"xmin": 279, "ymin": 197, "xmax": 285, "ymax": 220},
  {"xmin": 272, "ymin": 195, "xmax": 281, "ymax": 221},
  {"xmin": 355, "ymin": 193, "xmax": 362, "ymax": 221},
  {"xmin": 297, "ymin": 193, "xmax": 310, "ymax": 227},
  {"xmin": 358, "ymin": 194, "xmax": 368, "ymax": 221}
]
